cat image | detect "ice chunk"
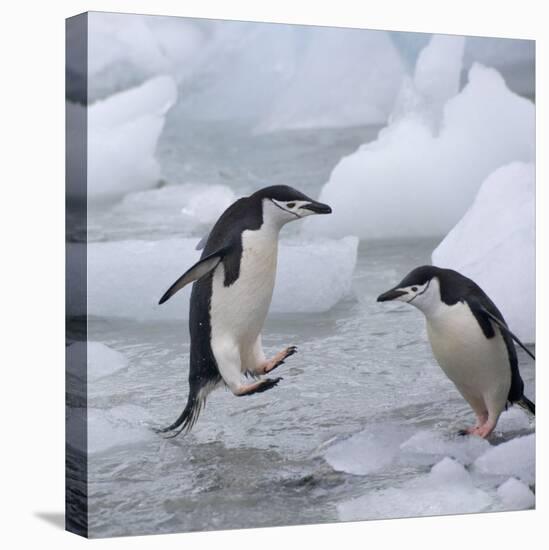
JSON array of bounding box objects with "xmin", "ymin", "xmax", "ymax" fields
[
  {"xmin": 179, "ymin": 185, "xmax": 237, "ymax": 225},
  {"xmin": 496, "ymin": 406, "xmax": 534, "ymax": 434},
  {"xmin": 256, "ymin": 28, "xmax": 405, "ymax": 132},
  {"xmin": 67, "ymin": 342, "xmax": 128, "ymax": 382},
  {"xmin": 89, "ymin": 183, "xmax": 236, "ymax": 241},
  {"xmin": 338, "ymin": 457, "xmax": 492, "ymax": 520},
  {"xmin": 68, "ymin": 236, "xmax": 357, "ymax": 321},
  {"xmin": 305, "ymin": 64, "xmax": 534, "ymax": 240},
  {"xmin": 400, "ymin": 429, "xmax": 490, "ymax": 466},
  {"xmin": 71, "ymin": 76, "xmax": 177, "ymax": 203},
  {"xmin": 88, "ymin": 405, "xmax": 152, "ymax": 455},
  {"xmin": 473, "ymin": 434, "xmax": 535, "ymax": 485},
  {"xmin": 66, "ymin": 405, "xmax": 152, "ymax": 455},
  {"xmin": 497, "ymin": 477, "xmax": 535, "ymax": 510},
  {"xmin": 433, "ymin": 162, "xmax": 535, "ymax": 342},
  {"xmin": 324, "ymin": 424, "xmax": 413, "ymax": 475},
  {"xmin": 271, "ymin": 237, "xmax": 358, "ymax": 314}
]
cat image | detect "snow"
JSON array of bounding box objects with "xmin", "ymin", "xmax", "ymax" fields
[
  {"xmin": 473, "ymin": 434, "xmax": 535, "ymax": 485},
  {"xmin": 304, "ymin": 63, "xmax": 534, "ymax": 240},
  {"xmin": 68, "ymin": 236, "xmax": 357, "ymax": 321},
  {"xmin": 432, "ymin": 162, "xmax": 535, "ymax": 343},
  {"xmin": 324, "ymin": 424, "xmax": 413, "ymax": 475},
  {"xmin": 338, "ymin": 457, "xmax": 492, "ymax": 520},
  {"xmin": 67, "ymin": 342, "xmax": 129, "ymax": 382},
  {"xmin": 86, "ymin": 76, "xmax": 177, "ymax": 203},
  {"xmin": 496, "ymin": 477, "xmax": 535, "ymax": 510}
]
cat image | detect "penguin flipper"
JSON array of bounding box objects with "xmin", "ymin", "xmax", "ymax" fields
[
  {"xmin": 158, "ymin": 249, "xmax": 225, "ymax": 305},
  {"xmin": 481, "ymin": 307, "xmax": 536, "ymax": 361}
]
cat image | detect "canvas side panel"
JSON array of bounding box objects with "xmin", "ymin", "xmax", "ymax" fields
[{"xmin": 65, "ymin": 12, "xmax": 88, "ymax": 539}]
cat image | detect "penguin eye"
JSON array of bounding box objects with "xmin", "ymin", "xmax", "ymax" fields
[
  {"xmin": 411, "ymin": 286, "xmax": 418, "ymax": 292},
  {"xmin": 286, "ymin": 202, "xmax": 296, "ymax": 209}
]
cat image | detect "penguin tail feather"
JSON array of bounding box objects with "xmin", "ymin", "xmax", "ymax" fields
[
  {"xmin": 154, "ymin": 391, "xmax": 206, "ymax": 438},
  {"xmin": 516, "ymin": 395, "xmax": 535, "ymax": 416}
]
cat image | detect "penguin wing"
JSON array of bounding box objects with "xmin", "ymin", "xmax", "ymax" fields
[
  {"xmin": 467, "ymin": 296, "xmax": 533, "ymax": 403},
  {"xmin": 480, "ymin": 307, "xmax": 535, "ymax": 361},
  {"xmin": 158, "ymin": 249, "xmax": 226, "ymax": 305}
]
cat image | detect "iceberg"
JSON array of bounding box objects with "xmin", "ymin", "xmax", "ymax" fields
[
  {"xmin": 433, "ymin": 162, "xmax": 535, "ymax": 342},
  {"xmin": 86, "ymin": 76, "xmax": 177, "ymax": 203},
  {"xmin": 391, "ymin": 34, "xmax": 465, "ymax": 130},
  {"xmin": 256, "ymin": 28, "xmax": 405, "ymax": 132},
  {"xmin": 304, "ymin": 61, "xmax": 534, "ymax": 239},
  {"xmin": 85, "ymin": 12, "xmax": 205, "ymax": 101},
  {"xmin": 67, "ymin": 236, "xmax": 357, "ymax": 321}
]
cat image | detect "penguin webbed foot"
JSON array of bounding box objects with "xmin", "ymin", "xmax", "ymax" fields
[{"xmin": 237, "ymin": 377, "xmax": 283, "ymax": 396}]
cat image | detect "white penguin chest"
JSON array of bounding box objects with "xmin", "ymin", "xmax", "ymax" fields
[
  {"xmin": 210, "ymin": 226, "xmax": 278, "ymax": 343},
  {"xmin": 426, "ymin": 302, "xmax": 510, "ymax": 397}
]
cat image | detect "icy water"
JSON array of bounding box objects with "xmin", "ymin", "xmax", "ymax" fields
[{"xmin": 71, "ymin": 123, "xmax": 535, "ymax": 538}]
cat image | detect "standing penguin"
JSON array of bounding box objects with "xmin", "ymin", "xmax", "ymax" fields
[
  {"xmin": 156, "ymin": 185, "xmax": 332, "ymax": 437},
  {"xmin": 377, "ymin": 266, "xmax": 535, "ymax": 438}
]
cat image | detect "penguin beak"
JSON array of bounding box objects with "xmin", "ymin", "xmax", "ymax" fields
[
  {"xmin": 377, "ymin": 288, "xmax": 408, "ymax": 302},
  {"xmin": 301, "ymin": 201, "xmax": 332, "ymax": 214}
]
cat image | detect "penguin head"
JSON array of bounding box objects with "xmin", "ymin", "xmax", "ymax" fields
[
  {"xmin": 377, "ymin": 265, "xmax": 444, "ymax": 315},
  {"xmin": 252, "ymin": 185, "xmax": 332, "ymax": 226}
]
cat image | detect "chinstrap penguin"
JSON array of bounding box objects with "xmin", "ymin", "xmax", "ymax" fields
[
  {"xmin": 156, "ymin": 185, "xmax": 332, "ymax": 437},
  {"xmin": 377, "ymin": 265, "xmax": 535, "ymax": 438}
]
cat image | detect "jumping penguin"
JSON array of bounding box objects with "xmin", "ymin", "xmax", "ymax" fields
[
  {"xmin": 377, "ymin": 265, "xmax": 535, "ymax": 438},
  {"xmin": 156, "ymin": 185, "xmax": 332, "ymax": 437}
]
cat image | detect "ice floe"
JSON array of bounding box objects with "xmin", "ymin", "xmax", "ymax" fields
[
  {"xmin": 433, "ymin": 162, "xmax": 535, "ymax": 343},
  {"xmin": 67, "ymin": 236, "xmax": 357, "ymax": 321}
]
